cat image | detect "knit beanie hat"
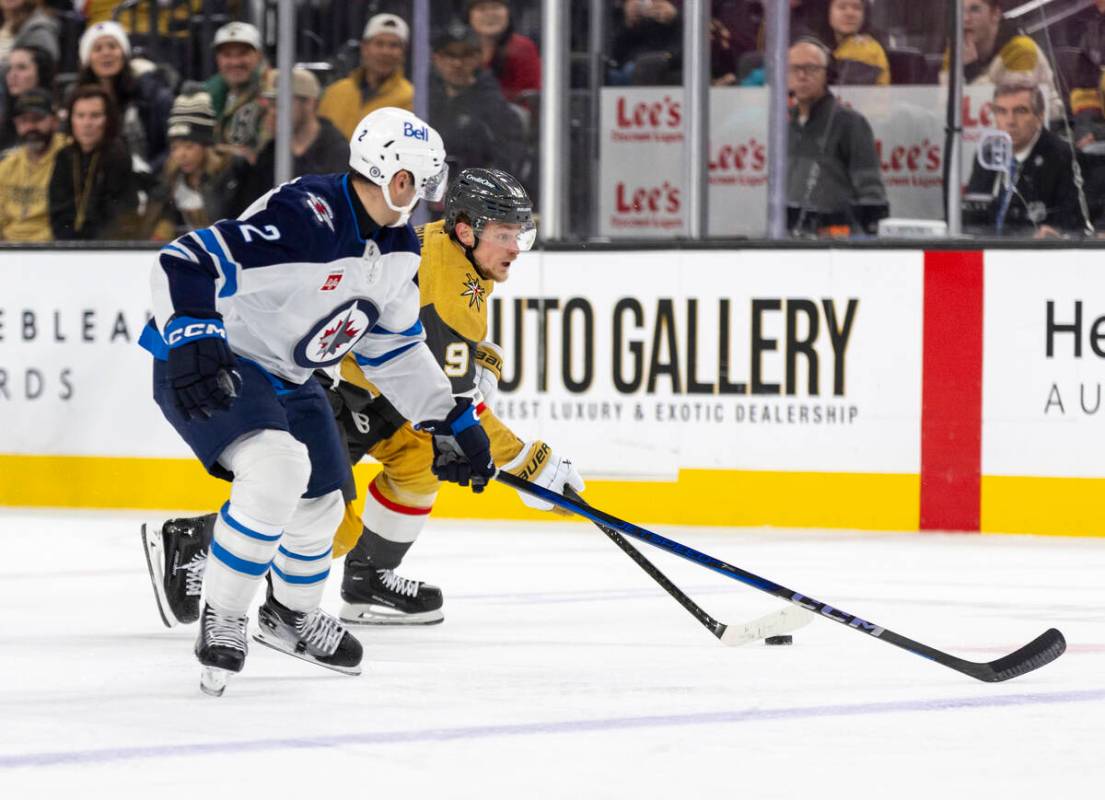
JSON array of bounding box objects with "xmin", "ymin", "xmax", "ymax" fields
[
  {"xmin": 79, "ymin": 21, "xmax": 132, "ymax": 67},
  {"xmin": 167, "ymin": 92, "xmax": 216, "ymax": 147}
]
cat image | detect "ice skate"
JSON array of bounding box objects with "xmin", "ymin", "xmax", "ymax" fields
[
  {"xmin": 340, "ymin": 562, "xmax": 444, "ymax": 626},
  {"xmin": 195, "ymin": 603, "xmax": 248, "ymax": 697},
  {"xmin": 253, "ymin": 590, "xmax": 363, "ymax": 675},
  {"xmin": 141, "ymin": 514, "xmax": 213, "ymax": 627}
]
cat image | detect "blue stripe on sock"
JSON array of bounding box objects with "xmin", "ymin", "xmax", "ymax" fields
[
  {"xmin": 211, "ymin": 538, "xmax": 272, "ymax": 577},
  {"xmin": 270, "ymin": 563, "xmax": 330, "ymax": 585},
  {"xmin": 277, "ymin": 545, "xmax": 332, "ymax": 562},
  {"xmin": 220, "ymin": 502, "xmax": 282, "ymax": 542}
]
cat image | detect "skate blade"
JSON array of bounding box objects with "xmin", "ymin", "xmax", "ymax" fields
[
  {"xmin": 251, "ymin": 630, "xmax": 363, "ymax": 676},
  {"xmin": 719, "ymin": 606, "xmax": 814, "ymax": 647},
  {"xmin": 339, "ymin": 602, "xmax": 444, "ymax": 626},
  {"xmin": 199, "ymin": 666, "xmax": 232, "ymax": 697},
  {"xmin": 141, "ymin": 523, "xmax": 176, "ymax": 629}
]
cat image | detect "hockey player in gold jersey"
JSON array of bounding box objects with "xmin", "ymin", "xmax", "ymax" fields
[{"xmin": 141, "ymin": 168, "xmax": 584, "ymax": 628}]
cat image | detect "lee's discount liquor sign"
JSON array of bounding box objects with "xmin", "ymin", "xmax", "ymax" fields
[{"xmin": 599, "ymin": 86, "xmax": 996, "ymax": 238}]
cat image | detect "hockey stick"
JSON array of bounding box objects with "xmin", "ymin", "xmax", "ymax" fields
[
  {"xmin": 498, "ymin": 472, "xmax": 1066, "ymax": 683},
  {"xmin": 564, "ymin": 486, "xmax": 811, "ymax": 646}
]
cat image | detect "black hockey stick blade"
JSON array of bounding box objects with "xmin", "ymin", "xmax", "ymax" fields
[
  {"xmin": 498, "ymin": 471, "xmax": 1067, "ymax": 682},
  {"xmin": 954, "ymin": 628, "xmax": 1066, "ymax": 683}
]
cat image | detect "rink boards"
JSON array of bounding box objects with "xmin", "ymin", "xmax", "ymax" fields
[{"xmin": 1, "ymin": 247, "xmax": 1102, "ymax": 536}]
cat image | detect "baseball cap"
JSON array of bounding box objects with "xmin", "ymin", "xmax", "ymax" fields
[
  {"xmin": 261, "ymin": 67, "xmax": 322, "ymax": 100},
  {"xmin": 432, "ymin": 24, "xmax": 481, "ymax": 54},
  {"xmin": 363, "ymin": 13, "xmax": 410, "ymax": 44},
  {"xmin": 214, "ymin": 21, "xmax": 262, "ymax": 51},
  {"xmin": 13, "ymin": 88, "xmax": 53, "ymax": 118}
]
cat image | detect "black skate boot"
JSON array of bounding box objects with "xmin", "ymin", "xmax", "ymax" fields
[
  {"xmin": 141, "ymin": 514, "xmax": 214, "ymax": 627},
  {"xmin": 253, "ymin": 590, "xmax": 363, "ymax": 675},
  {"xmin": 340, "ymin": 562, "xmax": 444, "ymax": 626},
  {"xmin": 195, "ymin": 603, "xmax": 248, "ymax": 697}
]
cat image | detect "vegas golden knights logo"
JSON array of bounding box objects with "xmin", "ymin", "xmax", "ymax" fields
[{"xmin": 460, "ymin": 273, "xmax": 486, "ymax": 311}]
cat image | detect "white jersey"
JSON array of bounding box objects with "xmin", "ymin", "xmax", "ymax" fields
[{"xmin": 141, "ymin": 173, "xmax": 455, "ymax": 424}]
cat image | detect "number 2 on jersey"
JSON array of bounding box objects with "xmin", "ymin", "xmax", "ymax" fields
[{"xmin": 239, "ymin": 223, "xmax": 281, "ymax": 242}]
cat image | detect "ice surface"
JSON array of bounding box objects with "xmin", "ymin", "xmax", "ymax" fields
[{"xmin": 0, "ymin": 509, "xmax": 1102, "ymax": 798}]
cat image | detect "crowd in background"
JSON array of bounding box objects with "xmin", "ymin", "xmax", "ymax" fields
[{"xmin": 1, "ymin": 0, "xmax": 1104, "ymax": 242}]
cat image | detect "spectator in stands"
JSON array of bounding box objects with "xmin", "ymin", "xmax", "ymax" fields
[
  {"xmin": 48, "ymin": 84, "xmax": 138, "ymax": 240},
  {"xmin": 0, "ymin": 87, "xmax": 63, "ymax": 240},
  {"xmin": 608, "ymin": 0, "xmax": 682, "ymax": 86},
  {"xmin": 1062, "ymin": 0, "xmax": 1105, "ymax": 147},
  {"xmin": 0, "ymin": 43, "xmax": 53, "ymax": 150},
  {"xmin": 465, "ymin": 0, "xmax": 540, "ymax": 102},
  {"xmin": 240, "ymin": 67, "xmax": 350, "ymax": 204},
  {"xmin": 963, "ymin": 83, "xmax": 1087, "ymax": 238},
  {"xmin": 318, "ymin": 13, "xmax": 413, "ymax": 140},
  {"xmin": 429, "ymin": 24, "xmax": 524, "ymax": 184},
  {"xmin": 821, "ymin": 0, "xmax": 889, "ymax": 85},
  {"xmin": 0, "ymin": 0, "xmax": 59, "ymax": 67},
  {"xmin": 941, "ymin": 0, "xmax": 1064, "ymax": 121},
  {"xmin": 711, "ymin": 1, "xmax": 761, "ymax": 86},
  {"xmin": 142, "ymin": 91, "xmax": 252, "ymax": 240},
  {"xmin": 77, "ymin": 21, "xmax": 174, "ymax": 174},
  {"xmin": 786, "ymin": 39, "xmax": 887, "ymax": 236},
  {"xmin": 203, "ymin": 21, "xmax": 269, "ymax": 163}
]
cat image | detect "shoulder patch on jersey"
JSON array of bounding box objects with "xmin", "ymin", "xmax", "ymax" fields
[
  {"xmin": 460, "ymin": 272, "xmax": 487, "ymax": 311},
  {"xmin": 415, "ymin": 224, "xmax": 426, "ymax": 247},
  {"xmin": 305, "ymin": 192, "xmax": 336, "ymax": 232}
]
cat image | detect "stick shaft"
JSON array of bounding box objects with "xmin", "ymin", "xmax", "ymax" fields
[
  {"xmin": 498, "ymin": 472, "xmax": 1064, "ymax": 682},
  {"xmin": 566, "ymin": 487, "xmax": 725, "ymax": 639}
]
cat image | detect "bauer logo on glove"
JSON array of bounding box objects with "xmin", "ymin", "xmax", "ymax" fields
[{"xmin": 502, "ymin": 441, "xmax": 584, "ymax": 512}]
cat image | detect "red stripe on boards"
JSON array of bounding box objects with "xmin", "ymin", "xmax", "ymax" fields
[{"xmin": 920, "ymin": 251, "xmax": 983, "ymax": 532}]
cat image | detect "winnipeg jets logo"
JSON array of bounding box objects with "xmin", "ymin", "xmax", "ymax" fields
[
  {"xmin": 460, "ymin": 273, "xmax": 486, "ymax": 311},
  {"xmin": 317, "ymin": 315, "xmax": 361, "ymax": 358},
  {"xmin": 293, "ymin": 299, "xmax": 379, "ymax": 368},
  {"xmin": 305, "ymin": 193, "xmax": 335, "ymax": 231}
]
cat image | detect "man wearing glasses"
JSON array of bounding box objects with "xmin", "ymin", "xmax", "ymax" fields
[{"xmin": 786, "ymin": 38, "xmax": 887, "ymax": 237}]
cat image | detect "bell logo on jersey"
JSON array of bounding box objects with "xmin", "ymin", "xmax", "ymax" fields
[
  {"xmin": 292, "ymin": 299, "xmax": 380, "ymax": 368},
  {"xmin": 305, "ymin": 192, "xmax": 335, "ymax": 232},
  {"xmin": 321, "ymin": 272, "xmax": 343, "ymax": 291},
  {"xmin": 460, "ymin": 273, "xmax": 486, "ymax": 311}
]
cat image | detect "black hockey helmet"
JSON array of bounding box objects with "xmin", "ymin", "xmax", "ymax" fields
[{"xmin": 444, "ymin": 168, "xmax": 536, "ymax": 251}]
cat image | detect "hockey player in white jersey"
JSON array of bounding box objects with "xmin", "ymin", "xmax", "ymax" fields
[{"xmin": 138, "ymin": 107, "xmax": 495, "ymax": 695}]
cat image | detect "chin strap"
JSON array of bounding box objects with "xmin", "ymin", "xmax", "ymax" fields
[
  {"xmin": 448, "ymin": 227, "xmax": 489, "ymax": 279},
  {"xmin": 381, "ymin": 181, "xmax": 419, "ymax": 228}
]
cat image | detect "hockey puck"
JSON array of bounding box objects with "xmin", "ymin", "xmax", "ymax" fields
[{"xmin": 764, "ymin": 635, "xmax": 793, "ymax": 646}]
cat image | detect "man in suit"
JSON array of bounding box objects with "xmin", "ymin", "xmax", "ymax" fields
[{"xmin": 964, "ymin": 83, "xmax": 1088, "ymax": 238}]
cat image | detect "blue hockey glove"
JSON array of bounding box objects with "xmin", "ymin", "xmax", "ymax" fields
[
  {"xmin": 164, "ymin": 314, "xmax": 241, "ymax": 420},
  {"xmin": 421, "ymin": 399, "xmax": 495, "ymax": 493}
]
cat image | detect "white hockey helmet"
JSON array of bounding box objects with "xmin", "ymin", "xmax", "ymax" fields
[{"xmin": 349, "ymin": 107, "xmax": 449, "ymax": 225}]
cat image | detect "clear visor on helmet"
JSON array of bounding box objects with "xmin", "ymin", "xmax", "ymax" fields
[
  {"xmin": 420, "ymin": 163, "xmax": 450, "ymax": 202},
  {"xmin": 474, "ymin": 218, "xmax": 537, "ymax": 252}
]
